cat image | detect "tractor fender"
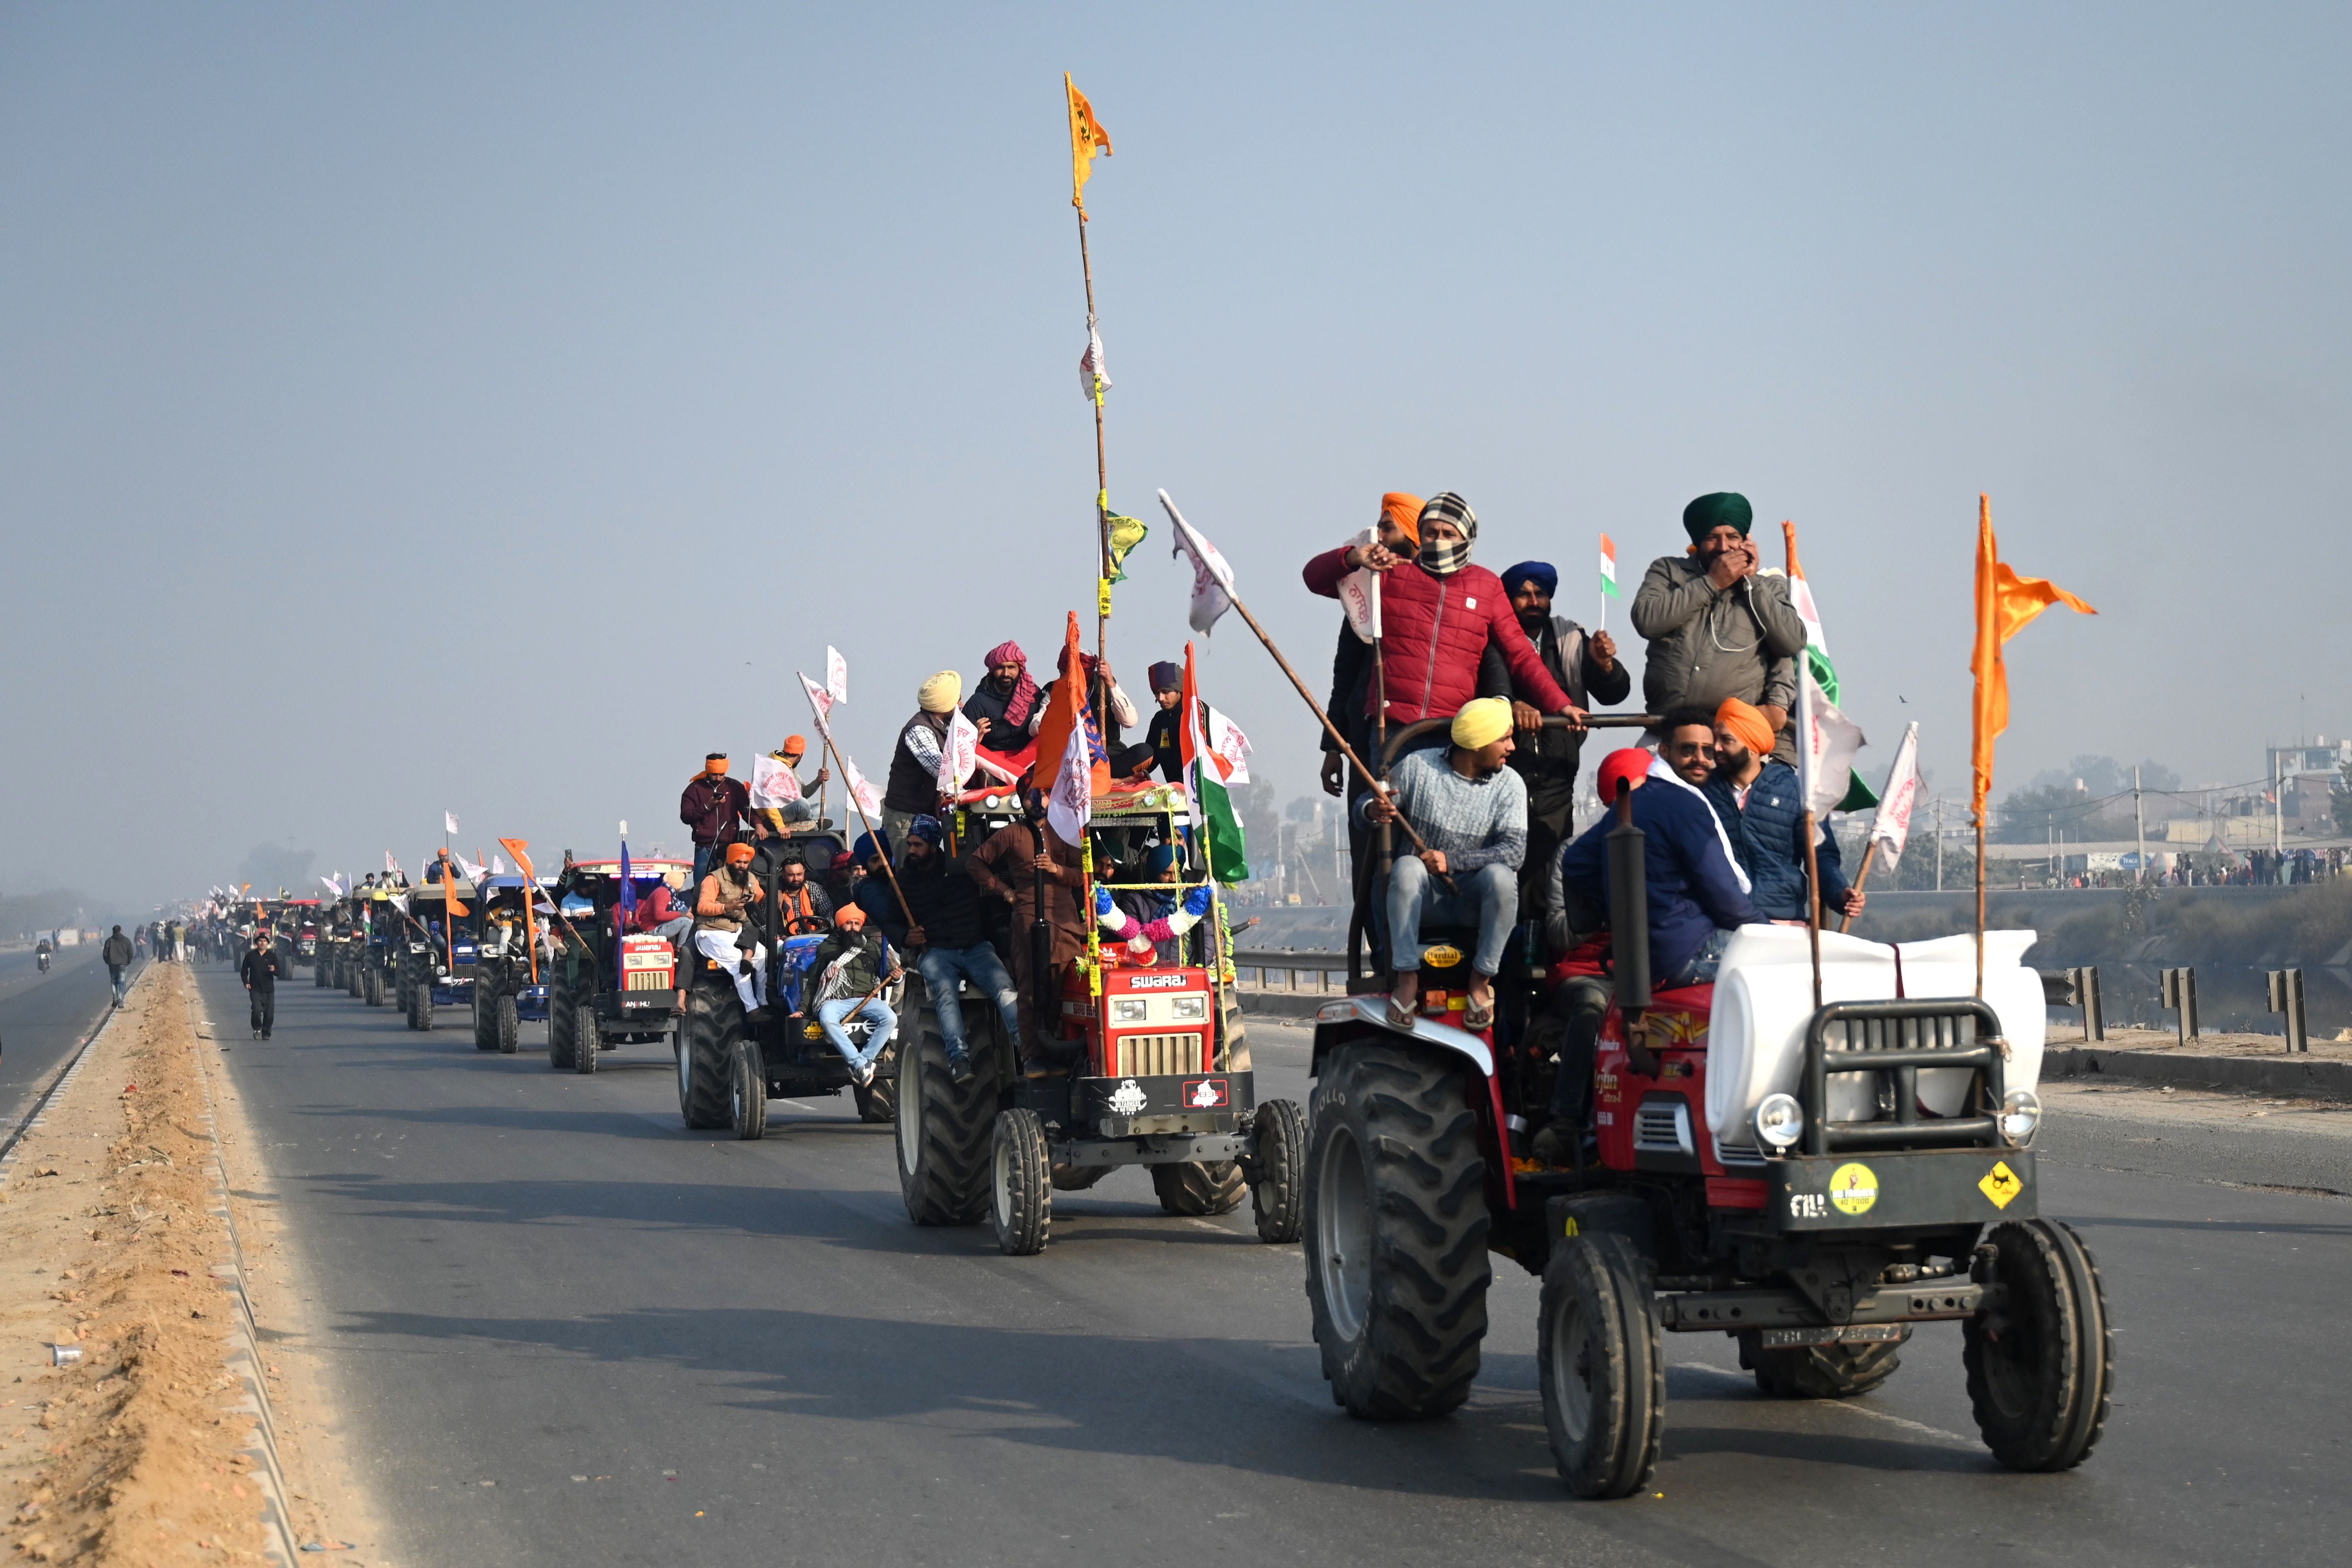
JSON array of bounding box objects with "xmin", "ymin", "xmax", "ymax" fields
[{"xmin": 1306, "ymin": 994, "xmax": 1493, "ymax": 1080}]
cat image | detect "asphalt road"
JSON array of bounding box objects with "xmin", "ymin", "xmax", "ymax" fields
[
  {"xmin": 192, "ymin": 965, "xmax": 2352, "ymax": 1568},
  {"xmin": 0, "ymin": 945, "xmax": 124, "ymax": 1133}
]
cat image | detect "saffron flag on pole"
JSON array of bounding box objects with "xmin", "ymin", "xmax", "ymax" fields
[
  {"xmin": 1970, "ymin": 495, "xmax": 2096, "ymax": 823},
  {"xmin": 1157, "ymin": 489, "xmax": 1235, "ymax": 635},
  {"xmin": 1868, "ymin": 723, "xmax": 1923, "ymax": 869},
  {"xmin": 1065, "ymin": 73, "xmax": 1112, "ymax": 214},
  {"xmin": 825, "ymin": 646, "xmax": 848, "ymax": 705},
  {"xmin": 1178, "ymin": 642, "xmax": 1249, "ymax": 884},
  {"xmin": 1030, "ymin": 611, "xmax": 1113, "ymax": 799},
  {"xmin": 496, "ymin": 839, "xmax": 534, "ymax": 881}
]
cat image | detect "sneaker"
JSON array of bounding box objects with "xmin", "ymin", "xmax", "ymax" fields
[
  {"xmin": 946, "ymin": 1052, "xmax": 975, "ymax": 1086},
  {"xmin": 852, "ymin": 1059, "xmax": 875, "ymax": 1088}
]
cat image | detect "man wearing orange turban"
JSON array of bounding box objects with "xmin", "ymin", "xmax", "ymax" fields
[{"xmin": 1704, "ymin": 698, "xmax": 1861, "ymax": 921}]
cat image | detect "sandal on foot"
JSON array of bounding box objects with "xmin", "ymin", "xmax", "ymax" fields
[
  {"xmin": 1463, "ymin": 995, "xmax": 1495, "ymax": 1031},
  {"xmin": 1385, "ymin": 993, "xmax": 1419, "ymax": 1030}
]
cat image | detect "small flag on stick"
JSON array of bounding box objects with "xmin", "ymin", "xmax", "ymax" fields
[
  {"xmin": 825, "ymin": 646, "xmax": 848, "ymax": 705},
  {"xmin": 1599, "ymin": 533, "xmax": 1618, "ymax": 628},
  {"xmin": 1066, "ymin": 74, "xmax": 1112, "ymax": 214}
]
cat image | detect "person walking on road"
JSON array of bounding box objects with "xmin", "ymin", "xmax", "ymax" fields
[
  {"xmin": 239, "ymin": 933, "xmax": 281, "ymax": 1039},
  {"xmin": 101, "ymin": 924, "xmax": 133, "ymax": 1006}
]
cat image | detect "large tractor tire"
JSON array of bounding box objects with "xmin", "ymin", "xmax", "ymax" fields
[
  {"xmin": 572, "ymin": 1001, "xmax": 601, "ymax": 1074},
  {"xmin": 546, "ymin": 978, "xmax": 576, "ymax": 1070},
  {"xmin": 407, "ymin": 965, "xmax": 433, "ymax": 1031},
  {"xmin": 364, "ymin": 964, "xmax": 385, "ymax": 1007},
  {"xmin": 895, "ymin": 990, "xmax": 997, "ymax": 1226},
  {"xmin": 851, "ymin": 1040, "xmax": 899, "ymax": 1124},
  {"xmin": 729, "ymin": 1038, "xmax": 768, "ymax": 1140},
  {"xmin": 1964, "ymin": 1219, "xmax": 2113, "ymax": 1472},
  {"xmin": 1539, "ymin": 1231, "xmax": 1665, "ymax": 1499},
  {"xmin": 1304, "ymin": 1041, "xmax": 1492, "ymax": 1420},
  {"xmin": 314, "ymin": 958, "xmax": 329, "ymax": 989},
  {"xmin": 472, "ymin": 991, "xmax": 497, "ymax": 1050},
  {"xmin": 1248, "ymin": 1098, "xmax": 1307, "ymax": 1244},
  {"xmin": 1741, "ymin": 1326, "xmax": 1911, "ymax": 1399},
  {"xmin": 1151, "ymin": 1160, "xmax": 1248, "ymax": 1216},
  {"xmin": 990, "ymin": 1107, "xmax": 1052, "ymax": 1256},
  {"xmin": 347, "ymin": 959, "xmax": 363, "ymax": 998},
  {"xmin": 1051, "ymin": 1165, "xmax": 1113, "ymax": 1192},
  {"xmin": 675, "ymin": 986, "xmax": 734, "ymax": 1129},
  {"xmin": 494, "ymin": 992, "xmax": 520, "ymax": 1054}
]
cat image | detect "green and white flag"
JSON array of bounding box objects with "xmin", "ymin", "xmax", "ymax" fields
[
  {"xmin": 1180, "ymin": 641, "xmax": 1249, "ymax": 884},
  {"xmin": 1784, "ymin": 565, "xmax": 1876, "ymax": 810}
]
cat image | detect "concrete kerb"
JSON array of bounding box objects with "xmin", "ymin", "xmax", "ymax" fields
[
  {"xmin": 0, "ymin": 961, "xmax": 146, "ymax": 1177},
  {"xmin": 180, "ymin": 980, "xmax": 304, "ymax": 1568},
  {"xmin": 2044, "ymin": 1043, "xmax": 2352, "ymax": 1101}
]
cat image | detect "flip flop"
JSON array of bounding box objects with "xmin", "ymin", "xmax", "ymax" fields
[
  {"xmin": 1463, "ymin": 996, "xmax": 1494, "ymax": 1031},
  {"xmin": 1385, "ymin": 993, "xmax": 1419, "ymax": 1030}
]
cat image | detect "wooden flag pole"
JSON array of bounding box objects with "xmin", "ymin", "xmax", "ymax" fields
[
  {"xmin": 802, "ymin": 685, "xmax": 917, "ymax": 930},
  {"xmin": 1785, "ymin": 521, "xmax": 1824, "ymax": 1010},
  {"xmin": 1975, "ymin": 813, "xmax": 1987, "ymax": 999},
  {"xmin": 1074, "ymin": 164, "xmax": 1113, "ymax": 711},
  {"xmin": 1836, "ymin": 840, "xmax": 1877, "ymax": 934}
]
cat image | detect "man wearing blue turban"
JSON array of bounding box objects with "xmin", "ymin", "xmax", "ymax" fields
[{"xmin": 1489, "ymin": 559, "xmax": 1632, "ymax": 914}]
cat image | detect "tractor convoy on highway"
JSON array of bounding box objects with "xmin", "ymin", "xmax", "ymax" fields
[{"xmin": 196, "ymin": 731, "xmax": 2105, "ymax": 1501}]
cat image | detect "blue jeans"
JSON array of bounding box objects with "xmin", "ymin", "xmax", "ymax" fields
[
  {"xmin": 817, "ymin": 996, "xmax": 898, "ymax": 1069},
  {"xmin": 1387, "ymin": 857, "xmax": 1517, "ymax": 977},
  {"xmin": 1660, "ymin": 928, "xmax": 1732, "ymax": 990},
  {"xmin": 915, "ymin": 943, "xmax": 1021, "ymax": 1063},
  {"xmin": 692, "ymin": 844, "xmax": 718, "ymax": 884},
  {"xmin": 108, "ymin": 964, "xmax": 127, "ymax": 1004}
]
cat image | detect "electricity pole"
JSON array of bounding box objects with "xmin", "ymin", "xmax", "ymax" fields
[
  {"xmin": 2134, "ymin": 765, "xmax": 2147, "ymax": 887},
  {"xmin": 1935, "ymin": 796, "xmax": 1945, "ymax": 892}
]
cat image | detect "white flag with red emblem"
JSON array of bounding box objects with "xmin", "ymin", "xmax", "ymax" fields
[{"xmin": 825, "ymin": 646, "xmax": 848, "ymax": 705}]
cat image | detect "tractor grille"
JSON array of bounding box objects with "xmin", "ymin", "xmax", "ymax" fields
[
  {"xmin": 1822, "ymin": 1010, "xmax": 1979, "ymax": 1054},
  {"xmin": 1115, "ymin": 1031, "xmax": 1205, "ymax": 1078},
  {"xmin": 1632, "ymin": 1098, "xmax": 1694, "ymax": 1155},
  {"xmin": 624, "ymin": 971, "xmax": 671, "ymax": 992}
]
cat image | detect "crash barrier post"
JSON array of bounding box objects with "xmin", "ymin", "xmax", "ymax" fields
[
  {"xmin": 2159, "ymin": 966, "xmax": 2199, "ymax": 1046},
  {"xmin": 2039, "ymin": 966, "xmax": 2105, "ymax": 1042},
  {"xmin": 2265, "ymin": 967, "xmax": 2308, "ymax": 1054},
  {"xmin": 1232, "ymin": 949, "xmax": 1347, "ymax": 993}
]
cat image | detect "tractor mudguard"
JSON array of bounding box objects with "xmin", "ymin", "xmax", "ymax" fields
[{"xmin": 1306, "ymin": 994, "xmax": 1494, "ymax": 1080}]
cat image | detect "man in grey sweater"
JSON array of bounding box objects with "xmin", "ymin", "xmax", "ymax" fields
[
  {"xmin": 1360, "ymin": 697, "xmax": 1526, "ymax": 1029},
  {"xmin": 1630, "ymin": 492, "xmax": 1810, "ymax": 763}
]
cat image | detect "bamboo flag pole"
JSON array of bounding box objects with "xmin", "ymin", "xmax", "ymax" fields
[
  {"xmin": 1837, "ymin": 841, "xmax": 1877, "ymax": 934},
  {"xmin": 1785, "ymin": 523, "xmax": 1824, "ymax": 1009},
  {"xmin": 1067, "ymin": 73, "xmax": 1115, "ymax": 710},
  {"xmin": 800, "ymin": 682, "xmax": 917, "ymax": 930}
]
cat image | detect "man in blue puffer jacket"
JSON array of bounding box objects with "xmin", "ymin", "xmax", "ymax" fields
[{"xmin": 1702, "ymin": 698, "xmax": 1859, "ymax": 923}]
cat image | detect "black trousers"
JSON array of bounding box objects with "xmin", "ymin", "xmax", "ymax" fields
[
  {"xmin": 1545, "ymin": 974, "xmax": 1613, "ymax": 1129},
  {"xmin": 248, "ymin": 985, "xmax": 275, "ymax": 1034},
  {"xmin": 1519, "ymin": 769, "xmax": 1580, "ymax": 916}
]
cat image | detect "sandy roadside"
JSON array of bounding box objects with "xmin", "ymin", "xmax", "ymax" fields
[{"xmin": 0, "ymin": 964, "xmax": 389, "ymax": 1566}]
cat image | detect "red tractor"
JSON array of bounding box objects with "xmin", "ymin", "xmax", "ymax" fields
[
  {"xmin": 893, "ymin": 785, "xmax": 1306, "ymax": 1255},
  {"xmin": 1303, "ymin": 720, "xmax": 2108, "ymax": 1497}
]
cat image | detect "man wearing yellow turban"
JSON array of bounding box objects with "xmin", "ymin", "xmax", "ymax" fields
[
  {"xmin": 1359, "ymin": 696, "xmax": 1527, "ymax": 1029},
  {"xmin": 882, "ymin": 671, "xmax": 971, "ymax": 848},
  {"xmin": 1704, "ymin": 697, "xmax": 1861, "ymax": 921}
]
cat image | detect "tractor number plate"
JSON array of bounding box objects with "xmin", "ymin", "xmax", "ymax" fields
[{"xmin": 1760, "ymin": 1324, "xmax": 1905, "ymax": 1349}]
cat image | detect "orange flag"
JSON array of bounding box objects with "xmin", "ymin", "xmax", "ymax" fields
[
  {"xmin": 1065, "ymin": 73, "xmax": 1112, "ymax": 213},
  {"xmin": 1970, "ymin": 495, "xmax": 2095, "ymax": 822},
  {"xmin": 1028, "ymin": 611, "xmax": 1113, "ymax": 801}
]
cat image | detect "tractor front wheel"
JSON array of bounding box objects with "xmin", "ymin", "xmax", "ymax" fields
[
  {"xmin": 1248, "ymin": 1098, "xmax": 1307, "ymax": 1244},
  {"xmin": 1539, "ymin": 1231, "xmax": 1664, "ymax": 1499},
  {"xmin": 990, "ymin": 1108, "xmax": 1051, "ymax": 1256},
  {"xmin": 495, "ymin": 992, "xmax": 520, "ymax": 1054},
  {"xmin": 1964, "ymin": 1219, "xmax": 2112, "ymax": 1472}
]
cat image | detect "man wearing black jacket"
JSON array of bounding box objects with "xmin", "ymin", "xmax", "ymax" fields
[
  {"xmin": 889, "ymin": 816, "xmax": 1017, "ymax": 1085},
  {"xmin": 239, "ymin": 934, "xmax": 282, "ymax": 1039}
]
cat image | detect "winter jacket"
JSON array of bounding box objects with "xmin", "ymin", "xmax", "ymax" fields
[
  {"xmin": 630, "ymin": 883, "xmax": 684, "ymax": 934},
  {"xmin": 1144, "ymin": 705, "xmax": 1184, "ymax": 784},
  {"xmin": 1322, "ymin": 622, "xmax": 1373, "ymax": 757},
  {"xmin": 963, "ymin": 677, "xmax": 1041, "ymax": 756},
  {"xmin": 1629, "ymin": 556, "xmax": 1808, "ymax": 752},
  {"xmin": 884, "ymin": 710, "xmax": 954, "ymax": 812},
  {"xmin": 1561, "ymin": 776, "xmax": 1760, "ymax": 982},
  {"xmin": 807, "ymin": 928, "xmax": 891, "ymax": 999},
  {"xmin": 771, "ymin": 880, "xmax": 834, "ymax": 935},
  {"xmin": 679, "ymin": 771, "xmax": 751, "ymax": 848},
  {"xmin": 891, "ymin": 853, "xmax": 993, "ymax": 951},
  {"xmin": 239, "ymin": 947, "xmax": 281, "ymax": 988},
  {"xmin": 1478, "ymin": 613, "xmax": 1635, "ymax": 785},
  {"xmin": 1703, "ymin": 763, "xmax": 1851, "ymax": 921},
  {"xmin": 101, "ymin": 933, "xmax": 133, "ymax": 967},
  {"xmin": 1303, "ymin": 550, "xmax": 1571, "ymax": 727},
  {"xmin": 965, "ymin": 819, "xmax": 1088, "ymax": 938}
]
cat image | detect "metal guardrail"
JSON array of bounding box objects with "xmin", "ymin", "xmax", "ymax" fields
[{"xmin": 1231, "ymin": 949, "xmax": 1350, "ymax": 993}]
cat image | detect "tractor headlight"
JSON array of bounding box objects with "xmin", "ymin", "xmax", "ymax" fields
[
  {"xmin": 2000, "ymin": 1088, "xmax": 2042, "ymax": 1147},
  {"xmin": 983, "ymin": 795, "xmax": 1002, "ymax": 810},
  {"xmin": 1111, "ymin": 998, "xmax": 1148, "ymax": 1023},
  {"xmin": 1169, "ymin": 994, "xmax": 1206, "ymax": 1021},
  {"xmin": 1753, "ymin": 1092, "xmax": 1804, "ymax": 1151}
]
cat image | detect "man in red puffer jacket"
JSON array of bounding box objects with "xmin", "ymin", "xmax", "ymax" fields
[{"xmin": 1303, "ymin": 492, "xmax": 1587, "ymax": 743}]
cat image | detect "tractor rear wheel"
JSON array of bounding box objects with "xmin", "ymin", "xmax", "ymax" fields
[
  {"xmin": 852, "ymin": 1040, "xmax": 899, "ymax": 1123},
  {"xmin": 1742, "ymin": 1327, "xmax": 1910, "ymax": 1399},
  {"xmin": 991, "ymin": 1108, "xmax": 1051, "ymax": 1256},
  {"xmin": 1539, "ymin": 1231, "xmax": 1665, "ymax": 1499},
  {"xmin": 729, "ymin": 1038, "xmax": 767, "ymax": 1140},
  {"xmin": 573, "ymin": 1002, "xmax": 601, "ymax": 1074},
  {"xmin": 1248, "ymin": 1098, "xmax": 1307, "ymax": 1244},
  {"xmin": 1304, "ymin": 1041, "xmax": 1492, "ymax": 1420},
  {"xmin": 895, "ymin": 993, "xmax": 996, "ymax": 1226},
  {"xmin": 1151, "ymin": 1160, "xmax": 1247, "ymax": 1216},
  {"xmin": 1964, "ymin": 1219, "xmax": 2112, "ymax": 1472},
  {"xmin": 676, "ymin": 988, "xmax": 733, "ymax": 1129},
  {"xmin": 495, "ymin": 992, "xmax": 520, "ymax": 1054}
]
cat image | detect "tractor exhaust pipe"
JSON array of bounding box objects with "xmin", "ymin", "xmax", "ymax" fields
[{"xmin": 1605, "ymin": 779, "xmax": 1661, "ymax": 1077}]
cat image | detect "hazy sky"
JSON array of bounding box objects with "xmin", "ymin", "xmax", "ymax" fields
[{"xmin": 4, "ymin": 2, "xmax": 2346, "ymax": 909}]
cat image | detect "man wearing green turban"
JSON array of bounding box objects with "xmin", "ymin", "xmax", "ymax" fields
[{"xmin": 1629, "ymin": 491, "xmax": 1809, "ymax": 761}]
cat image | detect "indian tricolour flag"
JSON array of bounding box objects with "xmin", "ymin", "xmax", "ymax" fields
[
  {"xmin": 1179, "ymin": 641, "xmax": 1249, "ymax": 884},
  {"xmin": 1781, "ymin": 523, "xmax": 1875, "ymax": 810},
  {"xmin": 1599, "ymin": 534, "xmax": 1618, "ymax": 599}
]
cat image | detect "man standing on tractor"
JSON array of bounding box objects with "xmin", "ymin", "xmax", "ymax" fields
[
  {"xmin": 1317, "ymin": 492, "xmax": 1422, "ymax": 799},
  {"xmin": 1705, "ymin": 697, "xmax": 1862, "ymax": 923},
  {"xmin": 878, "ymin": 815, "xmax": 1012, "ymax": 1086},
  {"xmin": 883, "ymin": 672, "xmax": 967, "ymax": 846},
  {"xmin": 1359, "ymin": 696, "xmax": 1527, "ymax": 1031},
  {"xmin": 965, "ymin": 787, "xmax": 1088, "ymax": 1072},
  {"xmin": 1560, "ymin": 706, "xmax": 1762, "ymax": 991},
  {"xmin": 1489, "ymin": 558, "xmax": 1632, "ymax": 915},
  {"xmin": 804, "ymin": 903, "xmax": 901, "ymax": 1087},
  {"xmin": 963, "ymin": 641, "xmax": 1045, "ymax": 761},
  {"xmin": 239, "ymin": 931, "xmax": 281, "ymax": 1039},
  {"xmin": 692, "ymin": 841, "xmax": 770, "ymax": 1017},
  {"xmin": 680, "ymin": 753, "xmax": 750, "ymax": 883},
  {"xmin": 1630, "ymin": 492, "xmax": 1810, "ymax": 763}
]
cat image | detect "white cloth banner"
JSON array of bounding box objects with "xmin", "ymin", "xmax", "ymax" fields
[
  {"xmin": 319, "ymin": 874, "xmax": 343, "ymax": 896},
  {"xmin": 838, "ymin": 750, "xmax": 881, "ymax": 818},
  {"xmin": 1204, "ymin": 705, "xmax": 1252, "ymax": 786},
  {"xmin": 1868, "ymin": 722, "xmax": 1922, "ymax": 867},
  {"xmin": 1158, "ymin": 489, "xmax": 1235, "ymax": 635},
  {"xmin": 384, "ymin": 850, "xmax": 401, "ymax": 876},
  {"xmin": 1045, "ymin": 718, "xmax": 1094, "ymax": 846},
  {"xmin": 1335, "ymin": 526, "xmax": 1383, "ymax": 644},
  {"xmin": 825, "ymin": 646, "xmax": 849, "ymax": 705},
  {"xmin": 800, "ymin": 672, "xmax": 835, "ymax": 734},
  {"xmin": 936, "ymin": 709, "xmax": 980, "ymax": 796},
  {"xmin": 1080, "ymin": 326, "xmax": 1111, "ymax": 399},
  {"xmin": 750, "ymin": 753, "xmax": 803, "ymax": 808},
  {"xmin": 491, "ymin": 854, "xmax": 509, "ymax": 877},
  {"xmin": 1795, "ymin": 667, "xmax": 1866, "ymax": 818}
]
